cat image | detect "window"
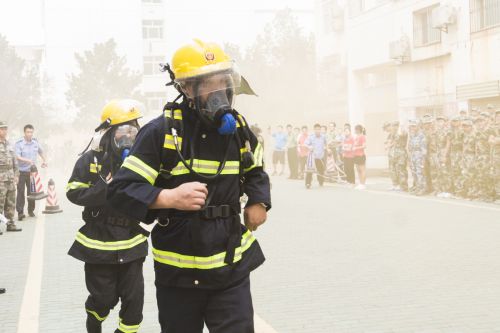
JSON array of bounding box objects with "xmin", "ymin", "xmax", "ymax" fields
[
  {"xmin": 145, "ymin": 92, "xmax": 168, "ymax": 112},
  {"xmin": 348, "ymin": 0, "xmax": 365, "ymax": 17},
  {"xmin": 413, "ymin": 5, "xmax": 441, "ymax": 47},
  {"xmin": 142, "ymin": 20, "xmax": 164, "ymax": 39},
  {"xmin": 470, "ymin": 0, "xmax": 500, "ymax": 32},
  {"xmin": 143, "ymin": 56, "xmax": 164, "ymax": 76},
  {"xmin": 321, "ymin": 0, "xmax": 344, "ymax": 33}
]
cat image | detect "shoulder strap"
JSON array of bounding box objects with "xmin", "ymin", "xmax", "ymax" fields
[{"xmin": 159, "ymin": 102, "xmax": 184, "ymax": 179}]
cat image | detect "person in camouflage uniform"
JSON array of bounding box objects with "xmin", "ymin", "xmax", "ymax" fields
[
  {"xmin": 389, "ymin": 121, "xmax": 408, "ymax": 191},
  {"xmin": 449, "ymin": 116, "xmax": 464, "ymax": 195},
  {"xmin": 435, "ymin": 116, "xmax": 452, "ymax": 196},
  {"xmin": 408, "ymin": 120, "xmax": 427, "ymax": 196},
  {"xmin": 458, "ymin": 119, "xmax": 476, "ymax": 199},
  {"xmin": 422, "ymin": 115, "xmax": 438, "ymax": 194},
  {"xmin": 0, "ymin": 121, "xmax": 22, "ymax": 232},
  {"xmin": 473, "ymin": 116, "xmax": 495, "ymax": 201},
  {"xmin": 383, "ymin": 122, "xmax": 398, "ymax": 190},
  {"xmin": 489, "ymin": 110, "xmax": 500, "ymax": 201}
]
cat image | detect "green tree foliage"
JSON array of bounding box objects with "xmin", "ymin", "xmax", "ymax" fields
[
  {"xmin": 66, "ymin": 39, "xmax": 142, "ymax": 128},
  {"xmin": 225, "ymin": 9, "xmax": 317, "ymax": 125},
  {"xmin": 0, "ymin": 34, "xmax": 41, "ymax": 127}
]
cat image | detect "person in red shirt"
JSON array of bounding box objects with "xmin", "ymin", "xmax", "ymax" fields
[
  {"xmin": 353, "ymin": 124, "xmax": 367, "ymax": 189},
  {"xmin": 342, "ymin": 125, "xmax": 355, "ymax": 184}
]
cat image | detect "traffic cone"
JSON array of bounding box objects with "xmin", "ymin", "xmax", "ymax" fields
[
  {"xmin": 27, "ymin": 165, "xmax": 48, "ymax": 201},
  {"xmin": 42, "ymin": 179, "xmax": 63, "ymax": 214}
]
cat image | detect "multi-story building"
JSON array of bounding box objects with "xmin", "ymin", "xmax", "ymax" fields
[
  {"xmin": 316, "ymin": 0, "xmax": 500, "ymax": 162},
  {"xmin": 141, "ymin": 0, "xmax": 169, "ymax": 114},
  {"xmin": 314, "ymin": 0, "xmax": 349, "ymax": 125}
]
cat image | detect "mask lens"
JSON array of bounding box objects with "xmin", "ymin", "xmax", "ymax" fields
[{"xmin": 114, "ymin": 125, "xmax": 138, "ymax": 149}]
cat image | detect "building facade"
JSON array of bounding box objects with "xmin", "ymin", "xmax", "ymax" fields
[{"xmin": 316, "ymin": 0, "xmax": 500, "ymax": 161}]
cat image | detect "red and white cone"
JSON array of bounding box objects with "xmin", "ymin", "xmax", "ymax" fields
[
  {"xmin": 42, "ymin": 179, "xmax": 63, "ymax": 214},
  {"xmin": 27, "ymin": 165, "xmax": 48, "ymax": 201}
]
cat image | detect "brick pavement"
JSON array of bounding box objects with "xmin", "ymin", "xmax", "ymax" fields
[
  {"xmin": 251, "ymin": 176, "xmax": 500, "ymax": 332},
  {"xmin": 3, "ymin": 176, "xmax": 500, "ymax": 332}
]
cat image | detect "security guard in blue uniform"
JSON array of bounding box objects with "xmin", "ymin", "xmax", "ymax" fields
[
  {"xmin": 67, "ymin": 100, "xmax": 148, "ymax": 333},
  {"xmin": 108, "ymin": 40, "xmax": 271, "ymax": 333}
]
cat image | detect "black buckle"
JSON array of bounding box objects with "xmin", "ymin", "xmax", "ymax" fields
[{"xmin": 201, "ymin": 205, "xmax": 232, "ymax": 219}]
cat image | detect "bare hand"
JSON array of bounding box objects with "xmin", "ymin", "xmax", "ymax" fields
[
  {"xmin": 163, "ymin": 182, "xmax": 208, "ymax": 211},
  {"xmin": 244, "ymin": 204, "xmax": 267, "ymax": 231},
  {"xmin": 106, "ymin": 173, "xmax": 113, "ymax": 184}
]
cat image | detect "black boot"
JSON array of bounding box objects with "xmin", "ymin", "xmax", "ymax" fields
[
  {"xmin": 0, "ymin": 288, "xmax": 5, "ymax": 294},
  {"xmin": 7, "ymin": 222, "xmax": 22, "ymax": 232}
]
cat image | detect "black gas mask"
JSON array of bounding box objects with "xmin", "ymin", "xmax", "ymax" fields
[
  {"xmin": 196, "ymin": 88, "xmax": 237, "ymax": 135},
  {"xmin": 111, "ymin": 124, "xmax": 139, "ymax": 161},
  {"xmin": 184, "ymin": 72, "xmax": 240, "ymax": 135}
]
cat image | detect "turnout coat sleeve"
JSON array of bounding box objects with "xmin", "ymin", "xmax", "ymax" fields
[
  {"xmin": 242, "ymin": 118, "xmax": 272, "ymax": 210},
  {"xmin": 107, "ymin": 117, "xmax": 164, "ymax": 222},
  {"xmin": 66, "ymin": 152, "xmax": 107, "ymax": 207}
]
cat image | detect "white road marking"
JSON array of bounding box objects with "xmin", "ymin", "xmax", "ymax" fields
[
  {"xmin": 17, "ymin": 214, "xmax": 45, "ymax": 333},
  {"xmin": 255, "ymin": 314, "xmax": 279, "ymax": 333}
]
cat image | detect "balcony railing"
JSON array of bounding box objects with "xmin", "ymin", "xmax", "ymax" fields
[{"xmin": 470, "ymin": 0, "xmax": 500, "ymax": 32}]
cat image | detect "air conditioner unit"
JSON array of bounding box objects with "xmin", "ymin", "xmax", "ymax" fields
[
  {"xmin": 431, "ymin": 5, "xmax": 457, "ymax": 32},
  {"xmin": 389, "ymin": 38, "xmax": 410, "ymax": 64}
]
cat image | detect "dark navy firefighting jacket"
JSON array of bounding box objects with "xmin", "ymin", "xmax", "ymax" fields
[
  {"xmin": 67, "ymin": 150, "xmax": 149, "ymax": 264},
  {"xmin": 107, "ymin": 102, "xmax": 271, "ymax": 289}
]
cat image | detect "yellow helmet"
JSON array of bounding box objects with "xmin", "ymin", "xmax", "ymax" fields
[
  {"xmin": 172, "ymin": 39, "xmax": 234, "ymax": 81},
  {"xmin": 100, "ymin": 99, "xmax": 144, "ymax": 127}
]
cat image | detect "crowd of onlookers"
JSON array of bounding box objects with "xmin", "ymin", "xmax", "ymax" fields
[{"xmin": 251, "ymin": 122, "xmax": 368, "ymax": 189}]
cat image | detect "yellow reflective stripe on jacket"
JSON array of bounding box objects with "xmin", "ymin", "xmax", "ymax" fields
[
  {"xmin": 122, "ymin": 155, "xmax": 159, "ymax": 185},
  {"xmin": 152, "ymin": 231, "xmax": 255, "ymax": 269},
  {"xmin": 165, "ymin": 109, "xmax": 183, "ymax": 120},
  {"xmin": 244, "ymin": 143, "xmax": 264, "ymax": 173},
  {"xmin": 66, "ymin": 181, "xmax": 90, "ymax": 192},
  {"xmin": 236, "ymin": 114, "xmax": 247, "ymax": 128},
  {"xmin": 170, "ymin": 159, "xmax": 240, "ymax": 176},
  {"xmin": 164, "ymin": 134, "xmax": 182, "ymax": 151},
  {"xmin": 86, "ymin": 309, "xmax": 107, "ymax": 322},
  {"xmin": 118, "ymin": 318, "xmax": 141, "ymax": 333},
  {"xmin": 90, "ymin": 163, "xmax": 101, "ymax": 174},
  {"xmin": 75, "ymin": 232, "xmax": 147, "ymax": 251}
]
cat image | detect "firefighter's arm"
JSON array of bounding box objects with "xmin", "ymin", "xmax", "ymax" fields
[
  {"xmin": 66, "ymin": 153, "xmax": 107, "ymax": 207},
  {"xmin": 241, "ymin": 119, "xmax": 272, "ymax": 211},
  {"xmin": 107, "ymin": 119, "xmax": 165, "ymax": 221},
  {"xmin": 108, "ymin": 119, "xmax": 208, "ymax": 221}
]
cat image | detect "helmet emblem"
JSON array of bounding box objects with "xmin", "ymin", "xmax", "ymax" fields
[{"xmin": 205, "ymin": 52, "xmax": 215, "ymax": 61}]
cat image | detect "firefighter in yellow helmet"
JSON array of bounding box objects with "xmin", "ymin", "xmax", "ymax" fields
[
  {"xmin": 108, "ymin": 40, "xmax": 271, "ymax": 332},
  {"xmin": 67, "ymin": 99, "xmax": 148, "ymax": 333}
]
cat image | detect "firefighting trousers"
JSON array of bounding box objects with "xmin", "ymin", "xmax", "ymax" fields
[
  {"xmin": 156, "ymin": 276, "xmax": 254, "ymax": 333},
  {"xmin": 84, "ymin": 258, "xmax": 144, "ymax": 333}
]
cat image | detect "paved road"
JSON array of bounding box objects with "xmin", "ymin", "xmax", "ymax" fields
[{"xmin": 1, "ymin": 176, "xmax": 500, "ymax": 332}]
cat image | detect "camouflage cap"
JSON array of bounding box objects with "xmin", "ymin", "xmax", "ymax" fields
[
  {"xmin": 480, "ymin": 111, "xmax": 491, "ymax": 118},
  {"xmin": 436, "ymin": 115, "xmax": 447, "ymax": 121},
  {"xmin": 471, "ymin": 106, "xmax": 479, "ymax": 112},
  {"xmin": 462, "ymin": 118, "xmax": 473, "ymax": 126},
  {"xmin": 496, "ymin": 109, "xmax": 500, "ymax": 115},
  {"xmin": 486, "ymin": 103, "xmax": 495, "ymax": 109},
  {"xmin": 0, "ymin": 121, "xmax": 7, "ymax": 128},
  {"xmin": 408, "ymin": 119, "xmax": 418, "ymax": 127},
  {"xmin": 391, "ymin": 121, "xmax": 400, "ymax": 126},
  {"xmin": 473, "ymin": 116, "xmax": 484, "ymax": 123},
  {"xmin": 382, "ymin": 121, "xmax": 390, "ymax": 129},
  {"xmin": 421, "ymin": 114, "xmax": 434, "ymax": 124},
  {"xmin": 451, "ymin": 115, "xmax": 462, "ymax": 122}
]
